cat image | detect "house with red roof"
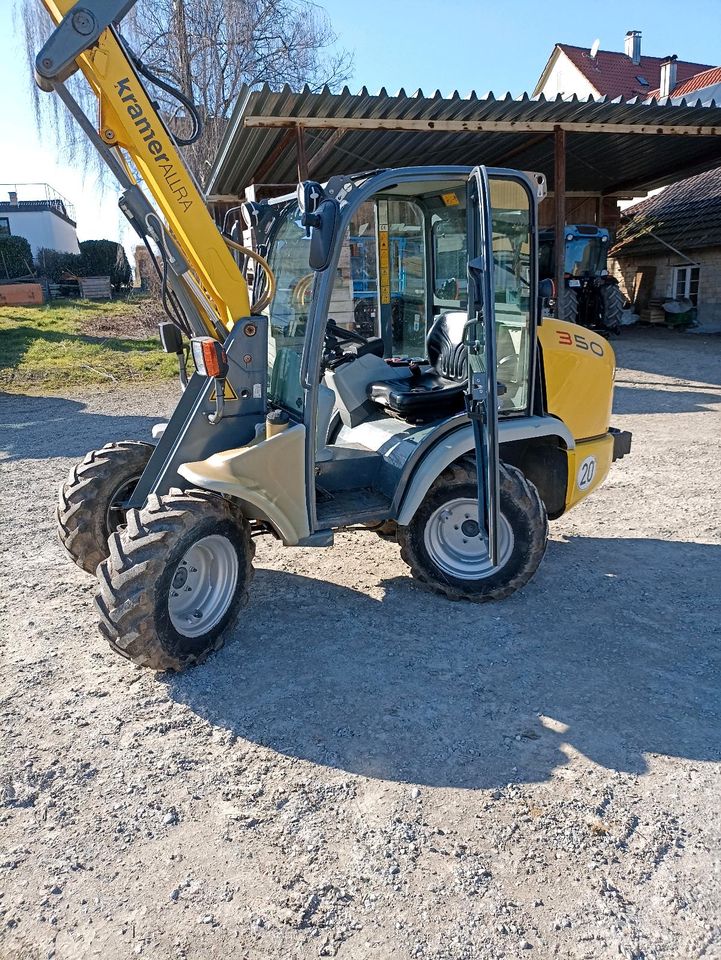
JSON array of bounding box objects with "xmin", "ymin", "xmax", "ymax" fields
[
  {"xmin": 647, "ymin": 63, "xmax": 721, "ymax": 102},
  {"xmin": 533, "ymin": 31, "xmax": 712, "ymax": 101},
  {"xmin": 533, "ymin": 33, "xmax": 721, "ymax": 330}
]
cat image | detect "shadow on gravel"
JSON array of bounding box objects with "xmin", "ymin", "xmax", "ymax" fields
[
  {"xmin": 612, "ymin": 326, "xmax": 721, "ymax": 387},
  {"xmin": 0, "ymin": 392, "xmax": 158, "ymax": 461},
  {"xmin": 164, "ymin": 536, "xmax": 721, "ymax": 790},
  {"xmin": 613, "ymin": 383, "xmax": 721, "ymax": 416}
]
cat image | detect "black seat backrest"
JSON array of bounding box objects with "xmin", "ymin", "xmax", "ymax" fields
[{"xmin": 426, "ymin": 311, "xmax": 468, "ymax": 381}]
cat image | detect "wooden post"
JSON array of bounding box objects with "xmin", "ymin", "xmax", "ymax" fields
[
  {"xmin": 597, "ymin": 195, "xmax": 604, "ymax": 227},
  {"xmin": 295, "ymin": 124, "xmax": 308, "ymax": 182},
  {"xmin": 554, "ymin": 125, "xmax": 566, "ymax": 301}
]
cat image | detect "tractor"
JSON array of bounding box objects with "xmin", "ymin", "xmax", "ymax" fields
[
  {"xmin": 40, "ymin": 0, "xmax": 631, "ymax": 672},
  {"xmin": 539, "ymin": 224, "xmax": 625, "ymax": 334}
]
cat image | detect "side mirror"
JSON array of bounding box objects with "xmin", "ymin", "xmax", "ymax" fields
[
  {"xmin": 297, "ymin": 180, "xmax": 325, "ymax": 234},
  {"xmin": 538, "ymin": 278, "xmax": 555, "ymax": 301},
  {"xmin": 309, "ymin": 198, "xmax": 338, "ymax": 271}
]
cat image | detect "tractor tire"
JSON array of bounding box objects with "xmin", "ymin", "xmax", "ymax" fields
[
  {"xmin": 57, "ymin": 441, "xmax": 154, "ymax": 575},
  {"xmin": 599, "ymin": 282, "xmax": 624, "ymax": 333},
  {"xmin": 558, "ymin": 287, "xmax": 579, "ymax": 325},
  {"xmin": 96, "ymin": 488, "xmax": 254, "ymax": 671},
  {"xmin": 397, "ymin": 458, "xmax": 548, "ymax": 602}
]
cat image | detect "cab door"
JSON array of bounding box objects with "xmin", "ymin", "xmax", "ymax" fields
[
  {"xmin": 466, "ymin": 168, "xmax": 538, "ymax": 564},
  {"xmin": 466, "ymin": 166, "xmax": 501, "ymax": 565}
]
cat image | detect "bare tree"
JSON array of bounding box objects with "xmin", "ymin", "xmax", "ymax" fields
[{"xmin": 18, "ymin": 0, "xmax": 352, "ymax": 184}]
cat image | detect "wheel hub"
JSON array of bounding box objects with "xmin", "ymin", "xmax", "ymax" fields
[
  {"xmin": 461, "ymin": 518, "xmax": 480, "ymax": 538},
  {"xmin": 168, "ymin": 534, "xmax": 239, "ymax": 638},
  {"xmin": 424, "ymin": 497, "xmax": 514, "ymax": 580}
]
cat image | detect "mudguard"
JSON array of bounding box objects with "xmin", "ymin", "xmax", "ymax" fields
[{"xmin": 396, "ymin": 416, "xmax": 575, "ymax": 526}]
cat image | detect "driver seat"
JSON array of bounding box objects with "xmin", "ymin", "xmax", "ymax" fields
[{"xmin": 367, "ymin": 311, "xmax": 468, "ymax": 421}]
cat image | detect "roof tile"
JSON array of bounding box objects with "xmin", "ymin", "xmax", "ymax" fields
[
  {"xmin": 558, "ymin": 43, "xmax": 713, "ymax": 100},
  {"xmin": 612, "ymin": 167, "xmax": 721, "ymax": 256},
  {"xmin": 647, "ymin": 64, "xmax": 721, "ymax": 99}
]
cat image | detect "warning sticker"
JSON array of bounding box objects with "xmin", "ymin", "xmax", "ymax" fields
[
  {"xmin": 209, "ymin": 380, "xmax": 239, "ymax": 401},
  {"xmin": 379, "ymin": 231, "xmax": 390, "ymax": 304}
]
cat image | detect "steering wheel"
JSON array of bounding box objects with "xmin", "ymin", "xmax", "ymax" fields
[{"xmin": 323, "ymin": 319, "xmax": 375, "ymax": 370}]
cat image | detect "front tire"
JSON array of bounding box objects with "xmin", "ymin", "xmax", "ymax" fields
[
  {"xmin": 57, "ymin": 441, "xmax": 154, "ymax": 575},
  {"xmin": 96, "ymin": 489, "xmax": 254, "ymax": 671},
  {"xmin": 398, "ymin": 459, "xmax": 548, "ymax": 602}
]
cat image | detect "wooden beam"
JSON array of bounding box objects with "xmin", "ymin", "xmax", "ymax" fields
[
  {"xmin": 244, "ymin": 116, "xmax": 721, "ymax": 137},
  {"xmin": 205, "ymin": 193, "xmax": 244, "ymax": 203},
  {"xmin": 251, "ymin": 128, "xmax": 295, "ymax": 183},
  {"xmin": 295, "ymin": 124, "xmax": 308, "ymax": 181},
  {"xmin": 554, "ymin": 126, "xmax": 566, "ymax": 303},
  {"xmin": 308, "ymin": 128, "xmax": 346, "ymax": 176}
]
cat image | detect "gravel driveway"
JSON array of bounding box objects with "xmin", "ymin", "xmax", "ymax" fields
[{"xmin": 1, "ymin": 327, "xmax": 720, "ymax": 960}]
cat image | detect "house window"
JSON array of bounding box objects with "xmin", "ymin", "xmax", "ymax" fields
[
  {"xmin": 672, "ymin": 264, "xmax": 700, "ymax": 305},
  {"xmin": 0, "ymin": 218, "xmax": 10, "ymax": 237}
]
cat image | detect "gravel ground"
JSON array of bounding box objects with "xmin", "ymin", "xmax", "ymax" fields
[{"xmin": 1, "ymin": 326, "xmax": 720, "ymax": 960}]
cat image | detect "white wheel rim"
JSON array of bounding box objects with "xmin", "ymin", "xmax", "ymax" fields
[
  {"xmin": 424, "ymin": 497, "xmax": 514, "ymax": 580},
  {"xmin": 168, "ymin": 534, "xmax": 239, "ymax": 638}
]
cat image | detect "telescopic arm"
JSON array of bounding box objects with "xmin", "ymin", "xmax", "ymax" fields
[{"xmin": 36, "ymin": 0, "xmax": 251, "ymax": 337}]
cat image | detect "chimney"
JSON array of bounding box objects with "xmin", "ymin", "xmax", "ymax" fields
[
  {"xmin": 624, "ymin": 30, "xmax": 642, "ymax": 65},
  {"xmin": 8, "ymin": 191, "xmax": 18, "ymax": 205},
  {"xmin": 660, "ymin": 55, "xmax": 678, "ymax": 98}
]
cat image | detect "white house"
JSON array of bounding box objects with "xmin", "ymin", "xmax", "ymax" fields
[
  {"xmin": 0, "ymin": 184, "xmax": 80, "ymax": 256},
  {"xmin": 533, "ymin": 32, "xmax": 712, "ymax": 102}
]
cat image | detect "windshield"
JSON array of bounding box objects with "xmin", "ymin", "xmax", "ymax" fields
[
  {"xmin": 564, "ymin": 236, "xmax": 606, "ymax": 277},
  {"xmin": 263, "ymin": 202, "xmax": 314, "ymax": 414}
]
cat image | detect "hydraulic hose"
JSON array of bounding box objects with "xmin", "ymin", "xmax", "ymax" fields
[{"xmin": 222, "ymin": 235, "xmax": 276, "ymax": 315}]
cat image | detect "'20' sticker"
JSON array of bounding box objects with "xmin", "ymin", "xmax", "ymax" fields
[{"xmin": 577, "ymin": 455, "xmax": 597, "ymax": 491}]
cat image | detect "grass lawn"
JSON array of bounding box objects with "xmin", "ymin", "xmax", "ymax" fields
[{"xmin": 0, "ymin": 299, "xmax": 177, "ymax": 392}]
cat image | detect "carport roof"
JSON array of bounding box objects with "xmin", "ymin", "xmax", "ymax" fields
[{"xmin": 206, "ymin": 85, "xmax": 721, "ymax": 200}]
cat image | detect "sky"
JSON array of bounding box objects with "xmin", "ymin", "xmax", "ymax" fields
[{"xmin": 2, "ymin": 0, "xmax": 720, "ymax": 250}]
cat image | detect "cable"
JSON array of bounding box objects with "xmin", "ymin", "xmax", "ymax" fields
[{"xmin": 142, "ymin": 220, "xmax": 192, "ymax": 338}]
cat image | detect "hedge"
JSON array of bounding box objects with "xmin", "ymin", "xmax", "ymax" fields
[
  {"xmin": 0, "ymin": 236, "xmax": 35, "ymax": 280},
  {"xmin": 35, "ymin": 240, "xmax": 132, "ymax": 291}
]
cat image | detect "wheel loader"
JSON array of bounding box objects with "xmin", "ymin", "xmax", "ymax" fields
[{"xmin": 40, "ymin": 0, "xmax": 631, "ymax": 671}]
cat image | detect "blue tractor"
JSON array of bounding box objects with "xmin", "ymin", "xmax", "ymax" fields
[{"xmin": 539, "ymin": 224, "xmax": 625, "ymax": 334}]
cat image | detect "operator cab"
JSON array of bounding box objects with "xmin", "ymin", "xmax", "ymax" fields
[{"xmin": 255, "ymin": 167, "xmax": 540, "ymax": 528}]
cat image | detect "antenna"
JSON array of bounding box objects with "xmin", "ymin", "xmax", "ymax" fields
[{"xmin": 590, "ymin": 38, "xmax": 600, "ymax": 59}]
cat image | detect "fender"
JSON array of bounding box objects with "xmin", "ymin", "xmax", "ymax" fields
[
  {"xmin": 178, "ymin": 425, "xmax": 310, "ymax": 545},
  {"xmin": 395, "ymin": 415, "xmax": 575, "ymax": 526}
]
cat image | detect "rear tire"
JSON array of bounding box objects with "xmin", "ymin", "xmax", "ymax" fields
[
  {"xmin": 599, "ymin": 282, "xmax": 624, "ymax": 333},
  {"xmin": 558, "ymin": 287, "xmax": 579, "ymax": 325},
  {"xmin": 398, "ymin": 459, "xmax": 548, "ymax": 602},
  {"xmin": 57, "ymin": 441, "xmax": 154, "ymax": 575},
  {"xmin": 96, "ymin": 488, "xmax": 254, "ymax": 671}
]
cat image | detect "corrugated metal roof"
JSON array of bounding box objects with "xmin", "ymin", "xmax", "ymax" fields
[
  {"xmin": 207, "ymin": 86, "xmax": 721, "ymax": 200},
  {"xmin": 612, "ymin": 166, "xmax": 721, "ymax": 256}
]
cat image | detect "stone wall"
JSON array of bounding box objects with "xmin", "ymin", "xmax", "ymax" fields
[{"xmin": 611, "ymin": 245, "xmax": 721, "ymax": 331}]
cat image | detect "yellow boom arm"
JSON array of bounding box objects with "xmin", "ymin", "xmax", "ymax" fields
[{"xmin": 38, "ymin": 0, "xmax": 251, "ymax": 334}]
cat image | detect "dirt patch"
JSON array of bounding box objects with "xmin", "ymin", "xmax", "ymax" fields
[
  {"xmin": 1, "ymin": 327, "xmax": 720, "ymax": 959},
  {"xmin": 76, "ymin": 300, "xmax": 166, "ymax": 340}
]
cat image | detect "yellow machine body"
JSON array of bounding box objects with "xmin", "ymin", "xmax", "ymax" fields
[
  {"xmin": 39, "ymin": 0, "xmax": 250, "ymax": 335},
  {"xmin": 538, "ymin": 317, "xmax": 617, "ymax": 511}
]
